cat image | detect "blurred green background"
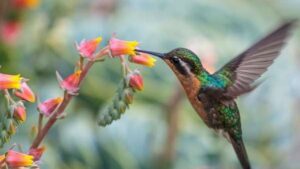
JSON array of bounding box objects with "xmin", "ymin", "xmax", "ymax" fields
[{"xmin": 1, "ymin": 0, "xmax": 300, "ymax": 169}]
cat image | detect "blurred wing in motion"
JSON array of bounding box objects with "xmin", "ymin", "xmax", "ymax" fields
[{"xmin": 214, "ymin": 21, "xmax": 295, "ymax": 98}]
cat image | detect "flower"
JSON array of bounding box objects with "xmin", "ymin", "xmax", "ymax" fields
[
  {"xmin": 0, "ymin": 21, "xmax": 21, "ymax": 44},
  {"xmin": 12, "ymin": 0, "xmax": 39, "ymax": 9},
  {"xmin": 0, "ymin": 73, "xmax": 22, "ymax": 90},
  {"xmin": 13, "ymin": 105, "xmax": 26, "ymax": 122},
  {"xmin": 129, "ymin": 53, "xmax": 156, "ymax": 67},
  {"xmin": 129, "ymin": 71, "xmax": 144, "ymax": 91},
  {"xmin": 14, "ymin": 82, "xmax": 35, "ymax": 103},
  {"xmin": 109, "ymin": 37, "xmax": 139, "ymax": 57},
  {"xmin": 0, "ymin": 154, "xmax": 5, "ymax": 168},
  {"xmin": 0, "ymin": 154, "xmax": 5, "ymax": 163},
  {"xmin": 59, "ymin": 70, "xmax": 82, "ymax": 94},
  {"xmin": 76, "ymin": 37, "xmax": 102, "ymax": 59},
  {"xmin": 6, "ymin": 150, "xmax": 34, "ymax": 168},
  {"xmin": 38, "ymin": 97, "xmax": 63, "ymax": 117},
  {"xmin": 28, "ymin": 146, "xmax": 45, "ymax": 161}
]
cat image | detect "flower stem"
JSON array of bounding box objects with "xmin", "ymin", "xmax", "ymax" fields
[{"xmin": 30, "ymin": 61, "xmax": 95, "ymax": 149}]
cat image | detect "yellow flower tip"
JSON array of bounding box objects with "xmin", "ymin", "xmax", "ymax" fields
[
  {"xmin": 75, "ymin": 70, "xmax": 82, "ymax": 76},
  {"xmin": 128, "ymin": 41, "xmax": 139, "ymax": 47},
  {"xmin": 13, "ymin": 106, "xmax": 26, "ymax": 122},
  {"xmin": 0, "ymin": 154, "xmax": 5, "ymax": 162},
  {"xmin": 0, "ymin": 73, "xmax": 23, "ymax": 90},
  {"xmin": 29, "ymin": 146, "xmax": 46, "ymax": 161},
  {"xmin": 6, "ymin": 150, "xmax": 34, "ymax": 168},
  {"xmin": 109, "ymin": 37, "xmax": 140, "ymax": 57},
  {"xmin": 14, "ymin": 82, "xmax": 36, "ymax": 103},
  {"xmin": 38, "ymin": 97, "xmax": 63, "ymax": 117},
  {"xmin": 56, "ymin": 97, "xmax": 63, "ymax": 103},
  {"xmin": 25, "ymin": 0, "xmax": 39, "ymax": 8},
  {"xmin": 94, "ymin": 37, "xmax": 102, "ymax": 43},
  {"xmin": 129, "ymin": 54, "xmax": 156, "ymax": 67}
]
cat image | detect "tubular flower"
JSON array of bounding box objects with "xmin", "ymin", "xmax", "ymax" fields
[
  {"xmin": 14, "ymin": 82, "xmax": 35, "ymax": 103},
  {"xmin": 13, "ymin": 105, "xmax": 26, "ymax": 122},
  {"xmin": 0, "ymin": 154, "xmax": 5, "ymax": 168},
  {"xmin": 0, "ymin": 21, "xmax": 21, "ymax": 44},
  {"xmin": 109, "ymin": 37, "xmax": 139, "ymax": 57},
  {"xmin": 129, "ymin": 53, "xmax": 156, "ymax": 67},
  {"xmin": 12, "ymin": 0, "xmax": 40, "ymax": 9},
  {"xmin": 0, "ymin": 154, "xmax": 5, "ymax": 163},
  {"xmin": 60, "ymin": 70, "xmax": 82, "ymax": 94},
  {"xmin": 129, "ymin": 72, "xmax": 144, "ymax": 91},
  {"xmin": 0, "ymin": 73, "xmax": 22, "ymax": 90},
  {"xmin": 76, "ymin": 37, "xmax": 102, "ymax": 59},
  {"xmin": 6, "ymin": 150, "xmax": 34, "ymax": 168},
  {"xmin": 28, "ymin": 146, "xmax": 46, "ymax": 161},
  {"xmin": 38, "ymin": 97, "xmax": 63, "ymax": 117}
]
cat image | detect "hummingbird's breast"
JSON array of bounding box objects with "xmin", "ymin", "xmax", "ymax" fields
[
  {"xmin": 180, "ymin": 75, "xmax": 210, "ymax": 125},
  {"xmin": 165, "ymin": 59, "xmax": 209, "ymax": 125}
]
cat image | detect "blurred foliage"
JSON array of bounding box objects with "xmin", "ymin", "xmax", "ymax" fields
[{"xmin": 1, "ymin": 0, "xmax": 300, "ymax": 169}]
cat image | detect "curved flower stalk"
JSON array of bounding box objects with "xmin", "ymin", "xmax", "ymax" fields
[{"xmin": 0, "ymin": 34, "xmax": 155, "ymax": 168}]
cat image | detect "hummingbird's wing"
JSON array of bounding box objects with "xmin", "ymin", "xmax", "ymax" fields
[{"xmin": 214, "ymin": 21, "xmax": 295, "ymax": 98}]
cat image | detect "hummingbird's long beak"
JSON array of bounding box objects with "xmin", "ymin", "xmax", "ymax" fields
[{"xmin": 135, "ymin": 49, "xmax": 165, "ymax": 58}]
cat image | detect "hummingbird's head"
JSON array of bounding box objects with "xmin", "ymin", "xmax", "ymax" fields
[{"xmin": 136, "ymin": 48, "xmax": 202, "ymax": 76}]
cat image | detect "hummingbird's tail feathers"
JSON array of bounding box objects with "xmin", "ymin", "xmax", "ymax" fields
[{"xmin": 229, "ymin": 134, "xmax": 251, "ymax": 169}]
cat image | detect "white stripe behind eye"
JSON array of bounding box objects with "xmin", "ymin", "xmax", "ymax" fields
[{"xmin": 178, "ymin": 59, "xmax": 192, "ymax": 75}]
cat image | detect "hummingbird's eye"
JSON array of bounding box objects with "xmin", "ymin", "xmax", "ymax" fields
[{"xmin": 172, "ymin": 56, "xmax": 180, "ymax": 63}]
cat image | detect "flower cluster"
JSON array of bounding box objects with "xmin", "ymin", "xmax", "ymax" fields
[
  {"xmin": 0, "ymin": 34, "xmax": 155, "ymax": 168},
  {"xmin": 0, "ymin": 0, "xmax": 39, "ymax": 44},
  {"xmin": 0, "ymin": 73, "xmax": 35, "ymax": 147}
]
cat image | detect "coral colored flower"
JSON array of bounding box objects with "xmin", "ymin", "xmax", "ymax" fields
[
  {"xmin": 0, "ymin": 73, "xmax": 22, "ymax": 90},
  {"xmin": 0, "ymin": 21, "xmax": 21, "ymax": 44},
  {"xmin": 0, "ymin": 154, "xmax": 5, "ymax": 168},
  {"xmin": 6, "ymin": 150, "xmax": 34, "ymax": 168},
  {"xmin": 76, "ymin": 37, "xmax": 102, "ymax": 59},
  {"xmin": 129, "ymin": 72, "xmax": 144, "ymax": 91},
  {"xmin": 0, "ymin": 154, "xmax": 5, "ymax": 163},
  {"xmin": 13, "ymin": 105, "xmax": 26, "ymax": 122},
  {"xmin": 12, "ymin": 0, "xmax": 39, "ymax": 9},
  {"xmin": 109, "ymin": 37, "xmax": 139, "ymax": 57},
  {"xmin": 14, "ymin": 82, "xmax": 35, "ymax": 103},
  {"xmin": 129, "ymin": 53, "xmax": 156, "ymax": 67},
  {"xmin": 29, "ymin": 146, "xmax": 45, "ymax": 161},
  {"xmin": 60, "ymin": 70, "xmax": 82, "ymax": 94},
  {"xmin": 38, "ymin": 97, "xmax": 63, "ymax": 117}
]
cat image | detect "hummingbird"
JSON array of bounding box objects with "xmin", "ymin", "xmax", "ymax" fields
[{"xmin": 136, "ymin": 21, "xmax": 295, "ymax": 169}]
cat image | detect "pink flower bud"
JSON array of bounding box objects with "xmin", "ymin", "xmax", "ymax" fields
[
  {"xmin": 0, "ymin": 21, "xmax": 21, "ymax": 44},
  {"xmin": 129, "ymin": 72, "xmax": 144, "ymax": 91},
  {"xmin": 6, "ymin": 150, "xmax": 34, "ymax": 168},
  {"xmin": 13, "ymin": 105, "xmax": 26, "ymax": 122},
  {"xmin": 76, "ymin": 37, "xmax": 102, "ymax": 59},
  {"xmin": 14, "ymin": 82, "xmax": 36, "ymax": 103},
  {"xmin": 109, "ymin": 37, "xmax": 139, "ymax": 57},
  {"xmin": 60, "ymin": 70, "xmax": 81, "ymax": 94},
  {"xmin": 0, "ymin": 73, "xmax": 22, "ymax": 90},
  {"xmin": 28, "ymin": 146, "xmax": 45, "ymax": 161},
  {"xmin": 38, "ymin": 97, "xmax": 63, "ymax": 117},
  {"xmin": 129, "ymin": 53, "xmax": 156, "ymax": 67}
]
